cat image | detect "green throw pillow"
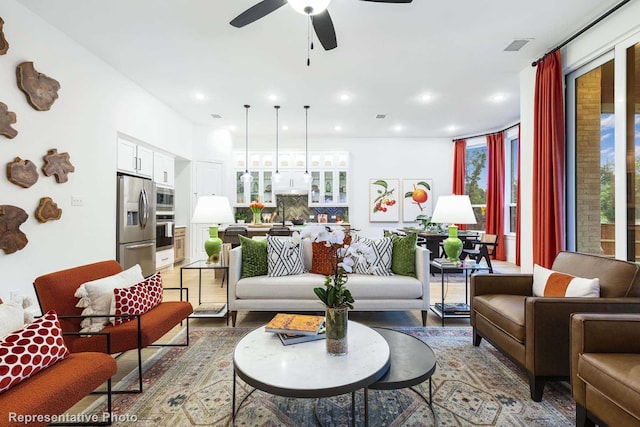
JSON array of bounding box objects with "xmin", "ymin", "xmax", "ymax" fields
[
  {"xmin": 239, "ymin": 235, "xmax": 268, "ymax": 278},
  {"xmin": 391, "ymin": 232, "xmax": 417, "ymax": 277}
]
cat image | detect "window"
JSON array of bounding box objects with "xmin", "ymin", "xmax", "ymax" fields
[
  {"xmin": 464, "ymin": 132, "xmax": 518, "ymax": 235},
  {"xmin": 506, "ymin": 133, "xmax": 519, "ymax": 234},
  {"xmin": 465, "ymin": 139, "xmax": 487, "ymax": 231}
]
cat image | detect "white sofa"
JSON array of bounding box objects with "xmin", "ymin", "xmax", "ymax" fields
[{"xmin": 228, "ymin": 239, "xmax": 430, "ymax": 326}]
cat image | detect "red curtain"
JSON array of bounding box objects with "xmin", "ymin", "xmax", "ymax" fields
[
  {"xmin": 515, "ymin": 125, "xmax": 521, "ymax": 266},
  {"xmin": 452, "ymin": 139, "xmax": 467, "ymax": 230},
  {"xmin": 533, "ymin": 50, "xmax": 565, "ymax": 268},
  {"xmin": 453, "ymin": 139, "xmax": 466, "ymax": 194},
  {"xmin": 486, "ymin": 132, "xmax": 506, "ymax": 260}
]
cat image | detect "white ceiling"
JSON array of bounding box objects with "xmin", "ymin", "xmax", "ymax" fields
[{"xmin": 18, "ymin": 0, "xmax": 623, "ymax": 140}]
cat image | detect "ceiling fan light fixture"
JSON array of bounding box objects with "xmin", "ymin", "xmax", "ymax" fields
[{"xmin": 288, "ymin": 0, "xmax": 331, "ymax": 15}]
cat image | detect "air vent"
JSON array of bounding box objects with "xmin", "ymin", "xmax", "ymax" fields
[
  {"xmin": 210, "ymin": 114, "xmax": 222, "ymax": 119},
  {"xmin": 376, "ymin": 114, "xmax": 386, "ymax": 119},
  {"xmin": 504, "ymin": 39, "xmax": 531, "ymax": 52}
]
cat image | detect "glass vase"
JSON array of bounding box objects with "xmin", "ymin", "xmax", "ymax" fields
[
  {"xmin": 325, "ymin": 307, "xmax": 348, "ymax": 356},
  {"xmin": 252, "ymin": 210, "xmax": 261, "ymax": 225}
]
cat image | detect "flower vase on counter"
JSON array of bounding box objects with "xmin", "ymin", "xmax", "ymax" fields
[{"xmin": 249, "ymin": 200, "xmax": 264, "ymax": 226}]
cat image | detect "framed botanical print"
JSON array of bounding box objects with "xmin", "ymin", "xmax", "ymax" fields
[
  {"xmin": 369, "ymin": 178, "xmax": 400, "ymax": 222},
  {"xmin": 402, "ymin": 179, "xmax": 433, "ymax": 222}
]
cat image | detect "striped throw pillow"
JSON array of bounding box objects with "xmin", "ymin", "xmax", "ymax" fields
[
  {"xmin": 267, "ymin": 236, "xmax": 305, "ymax": 277},
  {"xmin": 532, "ymin": 264, "xmax": 600, "ymax": 297}
]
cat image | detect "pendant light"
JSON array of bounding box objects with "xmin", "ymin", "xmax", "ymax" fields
[
  {"xmin": 303, "ymin": 105, "xmax": 311, "ymax": 183},
  {"xmin": 273, "ymin": 105, "xmax": 282, "ymax": 183},
  {"xmin": 240, "ymin": 104, "xmax": 253, "ymax": 183}
]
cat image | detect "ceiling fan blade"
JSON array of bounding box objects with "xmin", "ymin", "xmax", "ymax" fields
[
  {"xmin": 230, "ymin": 0, "xmax": 288, "ymax": 28},
  {"xmin": 359, "ymin": 0, "xmax": 413, "ymax": 3},
  {"xmin": 311, "ymin": 10, "xmax": 337, "ymax": 51}
]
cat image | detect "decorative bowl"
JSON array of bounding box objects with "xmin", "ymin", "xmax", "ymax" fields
[{"xmin": 292, "ymin": 219, "xmax": 305, "ymax": 225}]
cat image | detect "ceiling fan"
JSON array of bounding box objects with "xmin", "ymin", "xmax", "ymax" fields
[{"xmin": 230, "ymin": 0, "xmax": 413, "ymax": 51}]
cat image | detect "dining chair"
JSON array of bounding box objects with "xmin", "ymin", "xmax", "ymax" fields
[
  {"xmin": 462, "ymin": 233, "xmax": 498, "ymax": 272},
  {"xmin": 223, "ymin": 226, "xmax": 249, "ymax": 249},
  {"xmin": 267, "ymin": 226, "xmax": 292, "ymax": 236}
]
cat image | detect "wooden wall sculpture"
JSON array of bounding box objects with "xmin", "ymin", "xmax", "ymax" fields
[
  {"xmin": 0, "ymin": 205, "xmax": 28, "ymax": 254},
  {"xmin": 16, "ymin": 62, "xmax": 60, "ymax": 111},
  {"xmin": 42, "ymin": 149, "xmax": 74, "ymax": 183},
  {"xmin": 7, "ymin": 157, "xmax": 38, "ymax": 188},
  {"xmin": 0, "ymin": 17, "xmax": 8, "ymax": 55},
  {"xmin": 35, "ymin": 197, "xmax": 62, "ymax": 223},
  {"xmin": 0, "ymin": 102, "xmax": 17, "ymax": 139}
]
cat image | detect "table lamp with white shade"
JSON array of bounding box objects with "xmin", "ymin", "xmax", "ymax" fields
[
  {"xmin": 191, "ymin": 195, "xmax": 234, "ymax": 264},
  {"xmin": 430, "ymin": 195, "xmax": 477, "ymax": 262}
]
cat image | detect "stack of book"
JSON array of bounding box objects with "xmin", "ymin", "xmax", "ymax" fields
[
  {"xmin": 434, "ymin": 302, "xmax": 470, "ymax": 315},
  {"xmin": 265, "ymin": 313, "xmax": 326, "ymax": 346}
]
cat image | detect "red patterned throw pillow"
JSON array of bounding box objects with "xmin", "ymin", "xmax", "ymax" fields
[
  {"xmin": 0, "ymin": 310, "xmax": 70, "ymax": 393},
  {"xmin": 112, "ymin": 272, "xmax": 163, "ymax": 326},
  {"xmin": 310, "ymin": 235, "xmax": 352, "ymax": 276}
]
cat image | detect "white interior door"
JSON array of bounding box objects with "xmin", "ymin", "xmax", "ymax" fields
[{"xmin": 192, "ymin": 161, "xmax": 223, "ymax": 261}]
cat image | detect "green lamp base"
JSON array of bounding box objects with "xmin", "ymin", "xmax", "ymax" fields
[
  {"xmin": 442, "ymin": 225, "xmax": 463, "ymax": 263},
  {"xmin": 204, "ymin": 225, "xmax": 222, "ymax": 264}
]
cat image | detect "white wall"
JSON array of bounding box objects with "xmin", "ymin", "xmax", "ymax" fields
[
  {"xmin": 518, "ymin": 0, "xmax": 640, "ymax": 272},
  {"xmin": 233, "ymin": 136, "xmax": 454, "ymax": 239},
  {"xmin": 0, "ymin": 1, "xmax": 193, "ymax": 301}
]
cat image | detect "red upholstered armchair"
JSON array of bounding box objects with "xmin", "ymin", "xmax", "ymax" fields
[{"xmin": 33, "ymin": 260, "xmax": 193, "ymax": 392}]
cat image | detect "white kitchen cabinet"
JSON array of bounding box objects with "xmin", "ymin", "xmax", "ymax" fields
[
  {"xmin": 117, "ymin": 137, "xmax": 153, "ymax": 178},
  {"xmin": 273, "ymin": 170, "xmax": 309, "ymax": 195},
  {"xmin": 309, "ymin": 169, "xmax": 348, "ymax": 206},
  {"xmin": 156, "ymin": 248, "xmax": 175, "ymax": 270},
  {"xmin": 153, "ymin": 152, "xmax": 175, "ymax": 187},
  {"xmin": 235, "ymin": 170, "xmax": 275, "ymax": 206}
]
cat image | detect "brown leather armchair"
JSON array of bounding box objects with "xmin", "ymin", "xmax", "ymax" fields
[
  {"xmin": 470, "ymin": 251, "xmax": 640, "ymax": 401},
  {"xmin": 571, "ymin": 313, "xmax": 640, "ymax": 427}
]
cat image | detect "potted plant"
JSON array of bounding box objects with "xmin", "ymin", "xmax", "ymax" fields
[
  {"xmin": 300, "ymin": 225, "xmax": 371, "ymax": 355},
  {"xmin": 235, "ymin": 211, "xmax": 247, "ymax": 224}
]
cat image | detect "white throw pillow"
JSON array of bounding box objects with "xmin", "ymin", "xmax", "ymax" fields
[
  {"xmin": 74, "ymin": 264, "xmax": 144, "ymax": 332},
  {"xmin": 532, "ymin": 264, "xmax": 600, "ymax": 297},
  {"xmin": 352, "ymin": 235, "xmax": 393, "ymax": 276},
  {"xmin": 267, "ymin": 235, "xmax": 305, "ymax": 277},
  {"xmin": 0, "ymin": 302, "xmax": 25, "ymax": 338}
]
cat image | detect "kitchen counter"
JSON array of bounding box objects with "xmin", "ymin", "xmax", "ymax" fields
[{"xmin": 219, "ymin": 223, "xmax": 351, "ymax": 238}]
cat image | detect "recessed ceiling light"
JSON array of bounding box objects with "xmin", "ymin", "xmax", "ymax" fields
[
  {"xmin": 268, "ymin": 94, "xmax": 278, "ymax": 101},
  {"xmin": 393, "ymin": 125, "xmax": 403, "ymax": 132},
  {"xmin": 491, "ymin": 94, "xmax": 506, "ymax": 103},
  {"xmin": 228, "ymin": 125, "xmax": 237, "ymax": 131},
  {"xmin": 339, "ymin": 93, "xmax": 350, "ymax": 101},
  {"xmin": 192, "ymin": 92, "xmax": 206, "ymax": 101},
  {"xmin": 447, "ymin": 125, "xmax": 457, "ymax": 132},
  {"xmin": 334, "ymin": 125, "xmax": 342, "ymax": 131},
  {"xmin": 420, "ymin": 93, "xmax": 433, "ymax": 102},
  {"xmin": 282, "ymin": 125, "xmax": 289, "ymax": 131}
]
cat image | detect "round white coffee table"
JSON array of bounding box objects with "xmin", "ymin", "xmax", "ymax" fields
[{"xmin": 232, "ymin": 321, "xmax": 390, "ymax": 426}]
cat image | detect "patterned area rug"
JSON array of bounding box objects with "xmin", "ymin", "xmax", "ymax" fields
[{"xmin": 85, "ymin": 327, "xmax": 575, "ymax": 426}]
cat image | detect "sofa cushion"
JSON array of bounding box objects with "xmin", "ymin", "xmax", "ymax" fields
[
  {"xmin": 0, "ymin": 310, "xmax": 69, "ymax": 393},
  {"xmin": 267, "ymin": 235, "xmax": 305, "ymax": 277},
  {"xmin": 472, "ymin": 294, "xmax": 527, "ymax": 343},
  {"xmin": 239, "ymin": 235, "xmax": 268, "ymax": 278},
  {"xmin": 112, "ymin": 272, "xmax": 164, "ymax": 326},
  {"xmin": 236, "ymin": 273, "xmax": 422, "ymax": 300},
  {"xmin": 533, "ymin": 264, "xmax": 599, "ymax": 297},
  {"xmin": 352, "ymin": 235, "xmax": 393, "ymax": 276},
  {"xmin": 74, "ymin": 264, "xmax": 144, "ymax": 333},
  {"xmin": 391, "ymin": 232, "xmax": 417, "ymax": 277},
  {"xmin": 578, "ymin": 353, "xmax": 640, "ymax": 421}
]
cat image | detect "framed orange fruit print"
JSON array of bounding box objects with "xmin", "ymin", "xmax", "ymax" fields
[{"xmin": 403, "ymin": 179, "xmax": 433, "ymax": 222}]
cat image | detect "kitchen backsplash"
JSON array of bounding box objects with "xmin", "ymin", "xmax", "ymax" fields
[{"xmin": 236, "ymin": 195, "xmax": 348, "ymax": 223}]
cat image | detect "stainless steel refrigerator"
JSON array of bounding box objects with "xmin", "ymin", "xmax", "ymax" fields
[{"xmin": 117, "ymin": 174, "xmax": 156, "ymax": 277}]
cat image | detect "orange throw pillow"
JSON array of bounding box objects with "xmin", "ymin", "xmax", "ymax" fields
[{"xmin": 310, "ymin": 235, "xmax": 351, "ymax": 276}]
